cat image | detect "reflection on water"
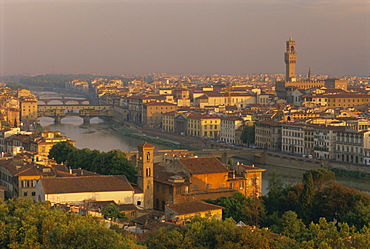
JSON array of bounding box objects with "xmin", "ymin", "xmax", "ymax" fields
[{"xmin": 38, "ymin": 117, "xmax": 146, "ymax": 152}]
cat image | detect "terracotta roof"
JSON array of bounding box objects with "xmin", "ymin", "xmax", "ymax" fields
[
  {"xmin": 40, "ymin": 175, "xmax": 134, "ymax": 194},
  {"xmin": 177, "ymin": 157, "xmax": 228, "ymax": 175},
  {"xmin": 154, "ymin": 165, "xmax": 189, "ymax": 186},
  {"xmin": 117, "ymin": 203, "xmax": 138, "ymax": 211},
  {"xmin": 144, "ymin": 101, "xmax": 176, "ymax": 106},
  {"xmin": 167, "ymin": 201, "xmax": 224, "ymax": 215},
  {"xmin": 137, "ymin": 142, "xmax": 155, "ymax": 149},
  {"xmin": 71, "ymin": 168, "xmax": 99, "ymax": 176},
  {"xmin": 86, "ymin": 200, "xmax": 116, "ymax": 210},
  {"xmin": 238, "ymin": 164, "xmax": 266, "ymax": 172}
]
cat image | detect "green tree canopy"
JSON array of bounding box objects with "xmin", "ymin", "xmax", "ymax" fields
[
  {"xmin": 303, "ymin": 169, "xmax": 335, "ymax": 191},
  {"xmin": 240, "ymin": 125, "xmax": 255, "ymax": 145},
  {"xmin": 298, "ymin": 172, "xmax": 315, "ymax": 224},
  {"xmin": 0, "ymin": 198, "xmax": 142, "ymax": 249},
  {"xmin": 280, "ymin": 211, "xmax": 306, "ymax": 239},
  {"xmin": 48, "ymin": 141, "xmax": 77, "ymax": 164},
  {"xmin": 206, "ymin": 192, "xmax": 265, "ymax": 226},
  {"xmin": 48, "ymin": 142, "xmax": 137, "ymax": 183},
  {"xmin": 102, "ymin": 203, "xmax": 126, "ymax": 221}
]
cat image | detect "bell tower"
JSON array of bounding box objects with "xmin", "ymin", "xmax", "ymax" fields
[
  {"xmin": 284, "ymin": 33, "xmax": 297, "ymax": 82},
  {"xmin": 137, "ymin": 142, "xmax": 155, "ymax": 210}
]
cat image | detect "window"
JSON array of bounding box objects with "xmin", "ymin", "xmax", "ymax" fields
[
  {"xmin": 176, "ymin": 186, "xmax": 182, "ymax": 194},
  {"xmin": 146, "ymin": 168, "xmax": 151, "ymax": 177},
  {"xmin": 206, "ymin": 184, "xmax": 212, "ymax": 189},
  {"xmin": 162, "ymin": 184, "xmax": 166, "ymax": 193},
  {"xmin": 192, "ymin": 185, "xmax": 198, "ymax": 191},
  {"xmin": 137, "ymin": 201, "xmax": 141, "ymax": 206},
  {"xmin": 240, "ymin": 181, "xmax": 244, "ymax": 189},
  {"xmin": 32, "ymin": 192, "xmax": 36, "ymax": 196},
  {"xmin": 23, "ymin": 192, "xmax": 28, "ymax": 197}
]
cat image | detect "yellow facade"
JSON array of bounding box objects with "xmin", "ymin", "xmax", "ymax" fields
[
  {"xmin": 39, "ymin": 131, "xmax": 75, "ymax": 156},
  {"xmin": 21, "ymin": 100, "xmax": 38, "ymax": 121},
  {"xmin": 18, "ymin": 175, "xmax": 41, "ymax": 200},
  {"xmin": 201, "ymin": 117, "xmax": 220, "ymax": 138},
  {"xmin": 187, "ymin": 117, "xmax": 201, "ymax": 137},
  {"xmin": 162, "ymin": 112, "xmax": 175, "ymax": 132},
  {"xmin": 187, "ymin": 115, "xmax": 220, "ymax": 138},
  {"xmin": 176, "ymin": 208, "xmax": 222, "ymax": 221}
]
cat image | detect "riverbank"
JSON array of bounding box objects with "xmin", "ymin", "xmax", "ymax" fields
[{"xmin": 110, "ymin": 122, "xmax": 198, "ymax": 151}]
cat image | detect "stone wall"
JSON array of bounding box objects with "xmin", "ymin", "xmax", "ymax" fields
[{"xmin": 235, "ymin": 151, "xmax": 370, "ymax": 173}]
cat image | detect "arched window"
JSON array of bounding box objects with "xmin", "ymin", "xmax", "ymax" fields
[
  {"xmin": 146, "ymin": 168, "xmax": 151, "ymax": 177},
  {"xmin": 146, "ymin": 152, "xmax": 151, "ymax": 161}
]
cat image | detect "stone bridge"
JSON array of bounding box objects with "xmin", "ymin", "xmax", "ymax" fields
[
  {"xmin": 38, "ymin": 104, "xmax": 113, "ymax": 123},
  {"xmin": 38, "ymin": 95, "xmax": 89, "ymax": 105}
]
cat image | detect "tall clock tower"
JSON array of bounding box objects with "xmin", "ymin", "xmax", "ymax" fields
[
  {"xmin": 284, "ymin": 34, "xmax": 297, "ymax": 82},
  {"xmin": 137, "ymin": 142, "xmax": 155, "ymax": 210}
]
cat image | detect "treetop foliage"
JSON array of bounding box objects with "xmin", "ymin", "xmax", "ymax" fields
[
  {"xmin": 0, "ymin": 198, "xmax": 142, "ymax": 249},
  {"xmin": 48, "ymin": 142, "xmax": 137, "ymax": 183}
]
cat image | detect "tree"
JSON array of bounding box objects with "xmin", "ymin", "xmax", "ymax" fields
[
  {"xmin": 102, "ymin": 204, "xmax": 126, "ymax": 221},
  {"xmin": 6, "ymin": 81, "xmax": 28, "ymax": 90},
  {"xmin": 304, "ymin": 169, "xmax": 335, "ymax": 191},
  {"xmin": 298, "ymin": 172, "xmax": 315, "ymax": 224},
  {"xmin": 48, "ymin": 141, "xmax": 77, "ymax": 164},
  {"xmin": 262, "ymin": 171, "xmax": 291, "ymax": 215},
  {"xmin": 316, "ymin": 182, "xmax": 370, "ymax": 223},
  {"xmin": 206, "ymin": 192, "xmax": 248, "ymax": 223},
  {"xmin": 145, "ymin": 226, "xmax": 185, "ymax": 249},
  {"xmin": 242, "ymin": 197, "xmax": 265, "ymax": 227},
  {"xmin": 49, "ymin": 143, "xmax": 137, "ymax": 182},
  {"xmin": 91, "ymin": 150, "xmax": 137, "ymax": 183},
  {"xmin": 0, "ymin": 198, "xmax": 142, "ymax": 248},
  {"xmin": 240, "ymin": 125, "xmax": 255, "ymax": 145},
  {"xmin": 67, "ymin": 148, "xmax": 99, "ymax": 170},
  {"xmin": 280, "ymin": 211, "xmax": 306, "ymax": 239}
]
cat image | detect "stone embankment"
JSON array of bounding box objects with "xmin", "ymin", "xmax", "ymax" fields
[
  {"xmin": 115, "ymin": 122, "xmax": 370, "ymax": 174},
  {"xmin": 238, "ymin": 150, "xmax": 370, "ymax": 173},
  {"xmin": 117, "ymin": 122, "xmax": 210, "ymax": 150}
]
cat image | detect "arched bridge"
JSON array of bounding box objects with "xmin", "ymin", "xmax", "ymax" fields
[
  {"xmin": 38, "ymin": 95, "xmax": 89, "ymax": 105},
  {"xmin": 38, "ymin": 104, "xmax": 113, "ymax": 123}
]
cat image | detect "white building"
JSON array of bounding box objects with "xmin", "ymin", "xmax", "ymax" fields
[
  {"xmin": 35, "ymin": 175, "xmax": 144, "ymax": 208},
  {"xmin": 281, "ymin": 124, "xmax": 305, "ymax": 156},
  {"xmin": 313, "ymin": 126, "xmax": 340, "ymax": 160},
  {"xmin": 219, "ymin": 117, "xmax": 244, "ymax": 144}
]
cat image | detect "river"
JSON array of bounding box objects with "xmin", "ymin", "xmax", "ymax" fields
[
  {"xmin": 39, "ymin": 117, "xmax": 144, "ymax": 152},
  {"xmin": 38, "ymin": 116, "xmax": 370, "ymax": 195}
]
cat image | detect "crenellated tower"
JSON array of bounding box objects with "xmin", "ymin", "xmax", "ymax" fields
[{"xmin": 284, "ymin": 34, "xmax": 297, "ymax": 82}]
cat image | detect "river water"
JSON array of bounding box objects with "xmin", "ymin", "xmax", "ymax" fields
[{"xmin": 38, "ymin": 116, "xmax": 370, "ymax": 195}]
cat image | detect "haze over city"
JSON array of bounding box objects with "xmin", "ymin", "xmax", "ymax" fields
[{"xmin": 0, "ymin": 0, "xmax": 369, "ymax": 76}]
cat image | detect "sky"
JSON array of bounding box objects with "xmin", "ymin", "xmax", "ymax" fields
[{"xmin": 0, "ymin": 0, "xmax": 369, "ymax": 77}]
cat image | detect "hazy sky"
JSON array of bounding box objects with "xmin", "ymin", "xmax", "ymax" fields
[{"xmin": 0, "ymin": 0, "xmax": 369, "ymax": 76}]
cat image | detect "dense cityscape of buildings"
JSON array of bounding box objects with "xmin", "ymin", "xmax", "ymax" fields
[{"xmin": 0, "ymin": 36, "xmax": 370, "ymax": 228}]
